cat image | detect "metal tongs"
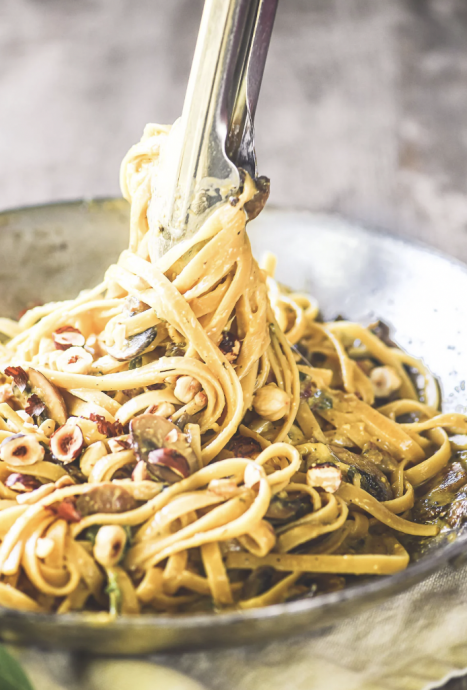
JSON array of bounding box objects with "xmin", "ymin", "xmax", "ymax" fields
[{"xmin": 153, "ymin": 0, "xmax": 278, "ymax": 258}]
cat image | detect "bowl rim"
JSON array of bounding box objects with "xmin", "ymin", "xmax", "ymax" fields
[{"xmin": 1, "ymin": 197, "xmax": 467, "ymax": 634}]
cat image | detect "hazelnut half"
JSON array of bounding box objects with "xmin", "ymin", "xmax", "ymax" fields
[
  {"xmin": 50, "ymin": 424, "xmax": 84, "ymax": 464},
  {"xmin": 0, "ymin": 434, "xmax": 45, "ymax": 466},
  {"xmin": 57, "ymin": 347, "xmax": 93, "ymax": 375},
  {"xmin": 53, "ymin": 326, "xmax": 86, "ymax": 351},
  {"xmin": 147, "ymin": 448, "xmax": 190, "ymax": 483}
]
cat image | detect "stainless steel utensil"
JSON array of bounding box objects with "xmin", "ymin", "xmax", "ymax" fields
[
  {"xmin": 0, "ymin": 198, "xmax": 466, "ymax": 653},
  {"xmin": 153, "ymin": 0, "xmax": 277, "ymax": 258}
]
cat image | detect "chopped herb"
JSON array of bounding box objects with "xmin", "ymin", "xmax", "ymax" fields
[
  {"xmin": 83, "ymin": 524, "xmax": 101, "ymax": 545},
  {"xmin": 106, "ymin": 570, "xmax": 122, "ymax": 615},
  {"xmin": 309, "ymin": 389, "xmax": 333, "ymax": 411},
  {"xmin": 129, "ymin": 356, "xmax": 142, "ymax": 370},
  {"xmin": 299, "ymin": 370, "xmax": 308, "ymax": 382}
]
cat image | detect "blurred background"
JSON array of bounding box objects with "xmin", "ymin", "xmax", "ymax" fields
[{"xmin": 1, "ymin": 0, "xmax": 467, "ymax": 261}]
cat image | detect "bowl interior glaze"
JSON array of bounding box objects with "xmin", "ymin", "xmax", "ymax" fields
[{"xmin": 0, "ymin": 199, "xmax": 466, "ymax": 654}]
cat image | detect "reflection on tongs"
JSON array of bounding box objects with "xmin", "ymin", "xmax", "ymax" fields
[{"xmin": 151, "ymin": 0, "xmax": 278, "ymax": 258}]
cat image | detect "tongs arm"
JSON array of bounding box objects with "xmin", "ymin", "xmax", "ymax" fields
[{"xmin": 153, "ymin": 0, "xmax": 277, "ymax": 257}]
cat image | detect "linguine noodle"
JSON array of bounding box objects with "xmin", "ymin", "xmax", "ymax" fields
[{"xmin": 0, "ymin": 122, "xmax": 464, "ymax": 615}]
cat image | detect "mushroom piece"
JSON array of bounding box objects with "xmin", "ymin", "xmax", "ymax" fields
[
  {"xmin": 219, "ymin": 331, "xmax": 241, "ymax": 363},
  {"xmin": 0, "ymin": 434, "xmax": 45, "ymax": 466},
  {"xmin": 129, "ymin": 414, "xmax": 198, "ymax": 474},
  {"xmin": 244, "ymin": 175, "xmax": 270, "ymax": 221},
  {"xmin": 330, "ymin": 445, "xmax": 393, "ymax": 501},
  {"xmin": 147, "ymin": 448, "xmax": 190, "ymax": 483},
  {"xmin": 75, "ymin": 484, "xmax": 138, "ymax": 516},
  {"xmin": 106, "ymin": 326, "xmax": 157, "ymax": 362},
  {"xmin": 50, "ymin": 424, "xmax": 84, "ymax": 464},
  {"xmin": 265, "ymin": 494, "xmax": 310, "ymax": 523},
  {"xmin": 28, "ymin": 368, "xmax": 67, "ymax": 426},
  {"xmin": 228, "ymin": 434, "xmax": 262, "ymax": 458},
  {"xmin": 5, "ymin": 472, "xmax": 42, "ymax": 492},
  {"xmin": 53, "ymin": 326, "xmax": 86, "ymax": 350},
  {"xmin": 241, "ymin": 566, "xmax": 274, "ymax": 600}
]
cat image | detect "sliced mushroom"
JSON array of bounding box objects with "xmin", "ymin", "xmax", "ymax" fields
[
  {"xmin": 50, "ymin": 424, "xmax": 84, "ymax": 464},
  {"xmin": 244, "ymin": 175, "xmax": 270, "ymax": 220},
  {"xmin": 265, "ymin": 494, "xmax": 310, "ymax": 523},
  {"xmin": 241, "ymin": 566, "xmax": 274, "ymax": 600},
  {"xmin": 0, "ymin": 434, "xmax": 45, "ymax": 466},
  {"xmin": 228, "ymin": 435, "xmax": 262, "ymax": 458},
  {"xmin": 330, "ymin": 445, "xmax": 393, "ymax": 501},
  {"xmin": 361, "ymin": 443, "xmax": 398, "ymax": 474},
  {"xmin": 147, "ymin": 448, "xmax": 190, "ymax": 483},
  {"xmin": 50, "ymin": 497, "xmax": 82, "ymax": 522},
  {"xmin": 129, "ymin": 414, "xmax": 198, "ymax": 474},
  {"xmin": 219, "ymin": 331, "xmax": 241, "ymax": 363},
  {"xmin": 28, "ymin": 368, "xmax": 67, "ymax": 426},
  {"xmin": 5, "ymin": 472, "xmax": 42, "ymax": 492},
  {"xmin": 106, "ymin": 326, "xmax": 157, "ymax": 362},
  {"xmin": 75, "ymin": 483, "xmax": 138, "ymax": 516}
]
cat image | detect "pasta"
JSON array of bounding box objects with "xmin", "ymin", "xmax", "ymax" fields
[{"xmin": 0, "ymin": 122, "xmax": 465, "ymax": 616}]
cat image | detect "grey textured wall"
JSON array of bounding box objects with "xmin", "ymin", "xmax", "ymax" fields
[{"xmin": 2, "ymin": 0, "xmax": 467, "ymax": 260}]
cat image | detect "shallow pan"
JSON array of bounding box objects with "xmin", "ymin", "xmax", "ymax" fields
[{"xmin": 0, "ymin": 199, "xmax": 466, "ymax": 653}]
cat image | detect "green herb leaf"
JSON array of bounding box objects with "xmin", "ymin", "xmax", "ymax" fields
[
  {"xmin": 83, "ymin": 524, "xmax": 101, "ymax": 545},
  {"xmin": 106, "ymin": 570, "xmax": 122, "ymax": 615},
  {"xmin": 0, "ymin": 645, "xmax": 34, "ymax": 690},
  {"xmin": 309, "ymin": 389, "xmax": 333, "ymax": 411},
  {"xmin": 129, "ymin": 356, "xmax": 143, "ymax": 370}
]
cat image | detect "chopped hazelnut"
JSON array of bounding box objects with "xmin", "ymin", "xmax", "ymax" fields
[
  {"xmin": 307, "ymin": 463, "xmax": 342, "ymax": 493},
  {"xmin": 244, "ymin": 462, "xmax": 266, "ymax": 490},
  {"xmin": 145, "ymin": 402, "xmax": 176, "ymax": 418},
  {"xmin": 208, "ymin": 478, "xmax": 239, "ymax": 499},
  {"xmin": 370, "ymin": 366, "xmax": 402, "ymax": 398}
]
